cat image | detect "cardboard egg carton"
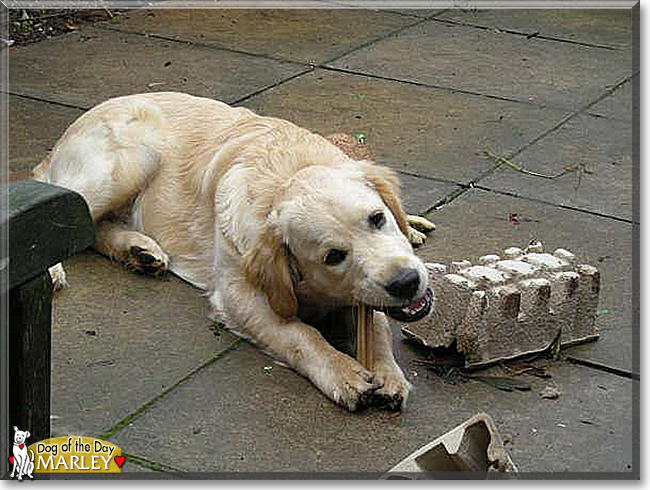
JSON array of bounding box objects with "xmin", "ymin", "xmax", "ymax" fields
[
  {"xmin": 400, "ymin": 242, "xmax": 600, "ymax": 369},
  {"xmin": 381, "ymin": 413, "xmax": 518, "ymax": 478}
]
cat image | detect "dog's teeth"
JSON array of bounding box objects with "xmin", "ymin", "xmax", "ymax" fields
[{"xmin": 402, "ymin": 297, "xmax": 425, "ymax": 316}]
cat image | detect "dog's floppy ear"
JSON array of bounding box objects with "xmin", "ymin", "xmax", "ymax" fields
[
  {"xmin": 244, "ymin": 223, "xmax": 298, "ymax": 320},
  {"xmin": 361, "ymin": 162, "xmax": 411, "ymax": 238}
]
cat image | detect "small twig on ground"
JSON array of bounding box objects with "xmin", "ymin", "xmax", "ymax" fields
[{"xmin": 482, "ymin": 150, "xmax": 594, "ymax": 189}]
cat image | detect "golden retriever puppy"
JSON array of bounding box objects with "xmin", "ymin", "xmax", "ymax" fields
[{"xmin": 34, "ymin": 92, "xmax": 433, "ymax": 411}]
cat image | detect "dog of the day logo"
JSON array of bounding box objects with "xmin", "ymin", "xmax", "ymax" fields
[{"xmin": 8, "ymin": 428, "xmax": 124, "ymax": 477}]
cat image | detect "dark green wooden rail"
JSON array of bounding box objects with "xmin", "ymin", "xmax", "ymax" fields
[{"xmin": 2, "ymin": 180, "xmax": 94, "ymax": 469}]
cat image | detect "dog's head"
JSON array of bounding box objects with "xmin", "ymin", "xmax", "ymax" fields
[
  {"xmin": 13, "ymin": 427, "xmax": 30, "ymax": 445},
  {"xmin": 244, "ymin": 157, "xmax": 428, "ymax": 320}
]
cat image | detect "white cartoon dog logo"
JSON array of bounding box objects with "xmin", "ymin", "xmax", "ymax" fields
[{"xmin": 9, "ymin": 426, "xmax": 34, "ymax": 480}]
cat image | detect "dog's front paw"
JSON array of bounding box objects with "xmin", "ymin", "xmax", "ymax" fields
[
  {"xmin": 48, "ymin": 262, "xmax": 69, "ymax": 291},
  {"xmin": 372, "ymin": 361, "xmax": 413, "ymax": 411},
  {"xmin": 318, "ymin": 353, "xmax": 379, "ymax": 412}
]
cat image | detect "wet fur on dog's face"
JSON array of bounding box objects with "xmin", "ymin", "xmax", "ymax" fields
[{"xmin": 270, "ymin": 164, "xmax": 428, "ymax": 312}]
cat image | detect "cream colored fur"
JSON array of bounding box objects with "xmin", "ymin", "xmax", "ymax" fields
[{"xmin": 35, "ymin": 92, "xmax": 432, "ymax": 411}]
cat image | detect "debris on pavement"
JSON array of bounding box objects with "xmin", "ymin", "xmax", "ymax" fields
[
  {"xmin": 8, "ymin": 9, "xmax": 122, "ymax": 46},
  {"xmin": 381, "ymin": 413, "xmax": 518, "ymax": 478},
  {"xmin": 325, "ymin": 132, "xmax": 372, "ymax": 160},
  {"xmin": 540, "ymin": 386, "xmax": 561, "ymax": 400},
  {"xmin": 412, "ymin": 356, "xmax": 533, "ymax": 392},
  {"xmin": 482, "ymin": 150, "xmax": 594, "ymax": 190},
  {"xmin": 468, "ymin": 375, "xmax": 531, "ymax": 392}
]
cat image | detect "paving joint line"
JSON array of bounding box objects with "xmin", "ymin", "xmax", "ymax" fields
[
  {"xmin": 394, "ymin": 168, "xmax": 464, "ymax": 188},
  {"xmin": 430, "ymin": 17, "xmax": 624, "ymax": 51},
  {"xmin": 422, "ymin": 185, "xmax": 472, "ymax": 215},
  {"xmin": 95, "ymin": 24, "xmax": 311, "ymax": 67},
  {"xmin": 419, "ymin": 175, "xmax": 637, "ymax": 225},
  {"xmin": 381, "ymin": 8, "xmax": 448, "ymax": 19},
  {"xmin": 319, "ymin": 15, "xmax": 431, "ymax": 66},
  {"xmin": 565, "ymin": 356, "xmax": 639, "ymax": 381},
  {"xmin": 316, "ymin": 65, "xmax": 617, "ymax": 117},
  {"xmin": 231, "ymin": 67, "xmax": 315, "ymax": 106},
  {"xmin": 3, "ymin": 91, "xmax": 89, "ymax": 111},
  {"xmin": 98, "ymin": 337, "xmax": 243, "ymax": 441},
  {"xmin": 471, "ymin": 184, "xmax": 637, "ymax": 224},
  {"xmin": 498, "ymin": 72, "xmax": 637, "ymax": 164}
]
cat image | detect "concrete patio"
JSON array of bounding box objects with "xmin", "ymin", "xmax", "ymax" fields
[{"xmin": 6, "ymin": 4, "xmax": 638, "ymax": 478}]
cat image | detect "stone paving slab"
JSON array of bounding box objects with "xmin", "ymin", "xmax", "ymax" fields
[
  {"xmin": 105, "ymin": 8, "xmax": 419, "ymax": 65},
  {"xmin": 327, "ymin": 19, "xmax": 633, "ymax": 111},
  {"xmin": 478, "ymin": 113, "xmax": 634, "ymax": 222},
  {"xmin": 108, "ymin": 328, "xmax": 634, "ymax": 474},
  {"xmin": 437, "ymin": 9, "xmax": 633, "ymax": 50},
  {"xmin": 241, "ymin": 68, "xmax": 573, "ymax": 184},
  {"xmin": 50, "ymin": 252, "xmax": 239, "ymax": 439},
  {"xmin": 417, "ymin": 188, "xmax": 635, "ymax": 374},
  {"xmin": 8, "ymin": 95, "xmax": 84, "ymax": 175},
  {"xmin": 8, "ymin": 26, "xmax": 306, "ymax": 108}
]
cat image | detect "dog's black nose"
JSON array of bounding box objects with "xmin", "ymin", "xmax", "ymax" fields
[{"xmin": 385, "ymin": 269, "xmax": 420, "ymax": 300}]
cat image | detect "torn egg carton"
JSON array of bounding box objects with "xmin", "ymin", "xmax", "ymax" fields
[
  {"xmin": 381, "ymin": 413, "xmax": 518, "ymax": 478},
  {"xmin": 400, "ymin": 241, "xmax": 600, "ymax": 369}
]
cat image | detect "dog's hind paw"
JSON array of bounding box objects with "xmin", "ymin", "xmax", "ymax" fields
[
  {"xmin": 126, "ymin": 243, "xmax": 169, "ymax": 276},
  {"xmin": 407, "ymin": 215, "xmax": 435, "ymax": 248},
  {"xmin": 408, "ymin": 227, "xmax": 427, "ymax": 248}
]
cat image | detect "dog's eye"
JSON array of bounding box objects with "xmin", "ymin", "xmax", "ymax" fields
[
  {"xmin": 369, "ymin": 211, "xmax": 386, "ymax": 229},
  {"xmin": 324, "ymin": 249, "xmax": 348, "ymax": 266}
]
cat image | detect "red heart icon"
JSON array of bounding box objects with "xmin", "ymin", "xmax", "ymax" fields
[
  {"xmin": 114, "ymin": 455, "xmax": 125, "ymax": 468},
  {"xmin": 19, "ymin": 445, "xmax": 24, "ymax": 449},
  {"xmin": 8, "ymin": 456, "xmax": 14, "ymax": 466}
]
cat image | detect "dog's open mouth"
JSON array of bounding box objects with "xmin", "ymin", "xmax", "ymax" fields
[{"xmin": 383, "ymin": 287, "xmax": 433, "ymax": 323}]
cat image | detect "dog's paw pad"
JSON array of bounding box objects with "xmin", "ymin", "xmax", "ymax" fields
[
  {"xmin": 127, "ymin": 245, "xmax": 168, "ymax": 276},
  {"xmin": 372, "ymin": 391, "xmax": 404, "ymax": 412}
]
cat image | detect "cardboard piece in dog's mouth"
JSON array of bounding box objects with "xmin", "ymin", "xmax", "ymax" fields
[{"xmin": 384, "ymin": 288, "xmax": 433, "ymax": 323}]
